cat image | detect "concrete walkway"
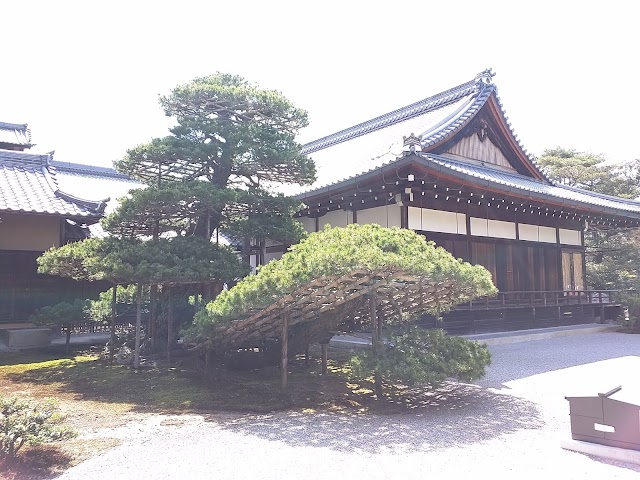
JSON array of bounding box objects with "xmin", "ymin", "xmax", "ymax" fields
[
  {"xmin": 51, "ymin": 332, "xmax": 111, "ymax": 346},
  {"xmin": 329, "ymin": 323, "xmax": 620, "ymax": 348}
]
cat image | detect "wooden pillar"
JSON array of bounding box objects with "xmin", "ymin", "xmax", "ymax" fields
[
  {"xmin": 134, "ymin": 283, "xmax": 142, "ymax": 369},
  {"xmin": 260, "ymin": 239, "xmax": 267, "ymax": 266},
  {"xmin": 281, "ymin": 311, "xmax": 289, "ymax": 389},
  {"xmin": 369, "ymin": 294, "xmax": 383, "ymax": 400},
  {"xmin": 321, "ymin": 343, "xmax": 328, "ymax": 375},
  {"xmin": 109, "ymin": 284, "xmax": 117, "ymax": 365},
  {"xmin": 400, "ymin": 205, "xmax": 409, "ymax": 229}
]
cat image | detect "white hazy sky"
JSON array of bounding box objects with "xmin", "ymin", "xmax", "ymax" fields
[{"xmin": 2, "ymin": 1, "xmax": 638, "ymax": 167}]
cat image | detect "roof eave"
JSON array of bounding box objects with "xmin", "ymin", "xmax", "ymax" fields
[{"xmin": 415, "ymin": 154, "xmax": 640, "ymax": 221}]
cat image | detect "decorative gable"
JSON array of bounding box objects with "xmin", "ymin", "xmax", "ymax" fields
[{"xmin": 444, "ymin": 127, "xmax": 515, "ymax": 170}]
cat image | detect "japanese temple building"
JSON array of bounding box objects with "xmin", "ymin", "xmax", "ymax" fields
[
  {"xmin": 2, "ymin": 70, "xmax": 639, "ymax": 333},
  {"xmin": 259, "ymin": 69, "xmax": 640, "ymax": 333}
]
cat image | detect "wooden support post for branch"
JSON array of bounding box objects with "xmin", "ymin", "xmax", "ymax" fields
[
  {"xmin": 109, "ymin": 284, "xmax": 117, "ymax": 366},
  {"xmin": 304, "ymin": 345, "xmax": 310, "ymax": 367},
  {"xmin": 321, "ymin": 343, "xmax": 328, "ymax": 375},
  {"xmin": 281, "ymin": 311, "xmax": 289, "ymax": 389},
  {"xmin": 134, "ymin": 283, "xmax": 142, "ymax": 369},
  {"xmin": 150, "ymin": 284, "xmax": 157, "ymax": 347},
  {"xmin": 167, "ymin": 287, "xmax": 173, "ymax": 363},
  {"xmin": 369, "ymin": 294, "xmax": 383, "ymax": 400}
]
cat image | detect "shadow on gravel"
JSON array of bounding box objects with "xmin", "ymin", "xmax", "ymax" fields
[{"xmin": 212, "ymin": 382, "xmax": 544, "ymax": 454}]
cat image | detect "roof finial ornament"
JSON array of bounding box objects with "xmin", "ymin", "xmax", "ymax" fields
[
  {"xmin": 402, "ymin": 133, "xmax": 422, "ymax": 154},
  {"xmin": 474, "ymin": 68, "xmax": 495, "ymax": 85}
]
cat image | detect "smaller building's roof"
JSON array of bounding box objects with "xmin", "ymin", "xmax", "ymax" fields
[
  {"xmin": 51, "ymin": 160, "xmax": 143, "ymax": 216},
  {"xmin": 0, "ymin": 149, "xmax": 106, "ymax": 218},
  {"xmin": 0, "ymin": 122, "xmax": 32, "ymax": 149},
  {"xmin": 51, "ymin": 160, "xmax": 134, "ymax": 181}
]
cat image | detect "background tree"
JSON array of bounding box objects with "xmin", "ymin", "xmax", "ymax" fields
[
  {"xmin": 29, "ymin": 300, "xmax": 88, "ymax": 353},
  {"xmin": 113, "ymin": 73, "xmax": 315, "ymax": 246},
  {"xmin": 538, "ymin": 147, "xmax": 640, "ymax": 296},
  {"xmin": 38, "ymin": 236, "xmax": 246, "ymax": 366},
  {"xmin": 38, "ymin": 73, "xmax": 314, "ymax": 364},
  {"xmin": 104, "ymin": 73, "xmax": 315, "ymax": 350}
]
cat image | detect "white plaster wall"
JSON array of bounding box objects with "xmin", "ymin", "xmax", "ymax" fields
[
  {"xmin": 297, "ymin": 216, "xmax": 316, "ymax": 234},
  {"xmin": 318, "ymin": 209, "xmax": 349, "ymax": 229},
  {"xmin": 539, "ymin": 226, "xmax": 557, "ymax": 243},
  {"xmin": 356, "ymin": 205, "xmax": 401, "ymax": 228},
  {"xmin": 265, "ymin": 251, "xmax": 283, "ymax": 263},
  {"xmin": 518, "ymin": 223, "xmax": 539, "ymax": 242},
  {"xmin": 470, "ymin": 217, "xmax": 489, "ymax": 237},
  {"xmin": 408, "ymin": 207, "xmax": 422, "ymax": 230},
  {"xmin": 420, "ymin": 208, "xmax": 466, "ymax": 234},
  {"xmin": 487, "ymin": 219, "xmax": 516, "ymax": 239},
  {"xmin": 559, "ymin": 228, "xmax": 582, "ymax": 246},
  {"xmin": 518, "ymin": 223, "xmax": 557, "ymax": 243},
  {"xmin": 0, "ymin": 213, "xmax": 60, "ymax": 251}
]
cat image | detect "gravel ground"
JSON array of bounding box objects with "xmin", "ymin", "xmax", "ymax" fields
[{"xmin": 58, "ymin": 332, "xmax": 640, "ymax": 479}]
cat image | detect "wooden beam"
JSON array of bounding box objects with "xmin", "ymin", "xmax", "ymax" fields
[{"xmin": 281, "ymin": 311, "xmax": 289, "ymax": 389}]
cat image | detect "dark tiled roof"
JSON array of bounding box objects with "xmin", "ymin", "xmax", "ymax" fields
[
  {"xmin": 422, "ymin": 153, "xmax": 640, "ymax": 216},
  {"xmin": 0, "ymin": 149, "xmax": 106, "ymax": 217},
  {"xmin": 0, "ymin": 122, "xmax": 32, "ymax": 148},
  {"xmin": 293, "ymin": 69, "xmax": 550, "ymax": 197},
  {"xmin": 296, "ymin": 151, "xmax": 640, "ymax": 219},
  {"xmin": 301, "ymin": 78, "xmax": 480, "ymax": 155}
]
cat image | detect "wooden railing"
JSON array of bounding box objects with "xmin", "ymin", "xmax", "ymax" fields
[
  {"xmin": 460, "ymin": 290, "xmax": 623, "ymax": 310},
  {"xmin": 60, "ymin": 317, "xmax": 138, "ymax": 335}
]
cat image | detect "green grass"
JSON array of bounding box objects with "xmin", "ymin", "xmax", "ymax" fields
[{"xmin": 0, "ymin": 348, "xmax": 351, "ymax": 413}]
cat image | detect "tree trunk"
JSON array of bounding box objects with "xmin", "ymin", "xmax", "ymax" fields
[
  {"xmin": 134, "ymin": 283, "xmax": 142, "ymax": 369},
  {"xmin": 281, "ymin": 311, "xmax": 289, "ymax": 389},
  {"xmin": 167, "ymin": 287, "xmax": 173, "ymax": 363},
  {"xmin": 369, "ymin": 294, "xmax": 383, "ymax": 400},
  {"xmin": 321, "ymin": 343, "xmax": 328, "ymax": 375},
  {"xmin": 149, "ymin": 284, "xmax": 157, "ymax": 348},
  {"xmin": 110, "ymin": 284, "xmax": 117, "ymax": 365}
]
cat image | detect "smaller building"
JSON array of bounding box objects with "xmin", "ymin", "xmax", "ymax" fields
[{"xmin": 0, "ymin": 123, "xmax": 132, "ymax": 321}]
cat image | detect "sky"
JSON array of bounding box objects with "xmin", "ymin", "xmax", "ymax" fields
[{"xmin": 2, "ymin": 1, "xmax": 639, "ymax": 168}]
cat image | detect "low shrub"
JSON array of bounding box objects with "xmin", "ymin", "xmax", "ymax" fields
[
  {"xmin": 0, "ymin": 396, "xmax": 76, "ymax": 457},
  {"xmin": 350, "ymin": 327, "xmax": 491, "ymax": 388}
]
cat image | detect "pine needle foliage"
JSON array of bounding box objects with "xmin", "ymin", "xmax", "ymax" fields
[{"xmin": 193, "ymin": 224, "xmax": 497, "ymax": 334}]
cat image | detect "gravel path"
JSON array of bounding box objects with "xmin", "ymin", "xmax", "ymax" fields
[{"xmin": 58, "ymin": 332, "xmax": 640, "ymax": 479}]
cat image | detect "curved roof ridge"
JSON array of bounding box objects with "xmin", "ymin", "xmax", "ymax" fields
[
  {"xmin": 420, "ymin": 82, "xmax": 494, "ymax": 148},
  {"xmin": 426, "ymin": 152, "xmax": 550, "ymax": 185},
  {"xmin": 301, "ymin": 77, "xmax": 481, "ymax": 155},
  {"xmin": 41, "ymin": 160, "xmax": 108, "ymax": 214},
  {"xmin": 50, "ymin": 160, "xmax": 135, "ymax": 181},
  {"xmin": 490, "ymin": 90, "xmax": 550, "ymax": 181}
]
